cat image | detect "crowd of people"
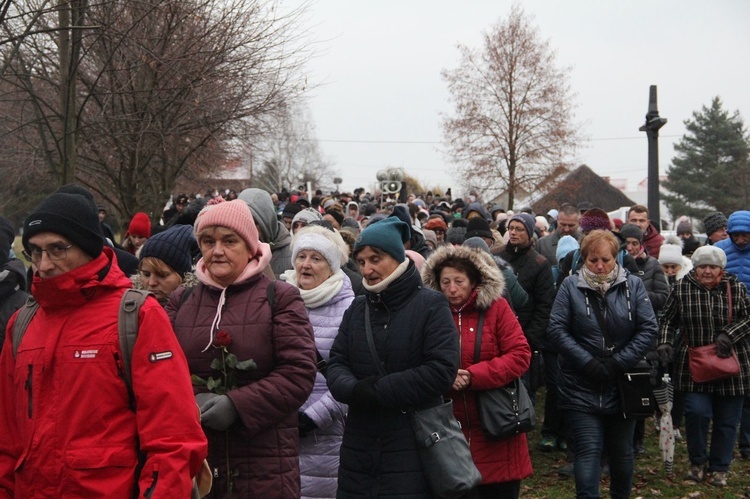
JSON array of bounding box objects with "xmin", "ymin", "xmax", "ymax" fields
[{"xmin": 0, "ymin": 183, "xmax": 748, "ymax": 498}]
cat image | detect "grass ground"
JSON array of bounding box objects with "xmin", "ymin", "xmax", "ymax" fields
[{"xmin": 521, "ymin": 388, "xmax": 750, "ymax": 498}]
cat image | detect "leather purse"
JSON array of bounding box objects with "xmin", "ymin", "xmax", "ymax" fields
[
  {"xmin": 687, "ymin": 281, "xmax": 741, "ymax": 383},
  {"xmin": 364, "ymin": 303, "xmax": 481, "ymax": 498},
  {"xmin": 688, "ymin": 344, "xmax": 740, "ymax": 383},
  {"xmin": 473, "ymin": 311, "xmax": 535, "ymax": 439}
]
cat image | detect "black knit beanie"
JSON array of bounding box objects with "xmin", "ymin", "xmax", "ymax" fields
[
  {"xmin": 23, "ymin": 193, "xmax": 104, "ymax": 258},
  {"xmin": 138, "ymin": 224, "xmax": 197, "ymax": 277},
  {"xmin": 465, "ymin": 217, "xmax": 493, "ymax": 240}
]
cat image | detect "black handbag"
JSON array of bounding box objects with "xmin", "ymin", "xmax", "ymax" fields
[
  {"xmin": 588, "ymin": 291, "xmax": 657, "ymax": 419},
  {"xmin": 364, "ymin": 303, "xmax": 481, "ymax": 498},
  {"xmin": 473, "ymin": 311, "xmax": 536, "ymax": 439}
]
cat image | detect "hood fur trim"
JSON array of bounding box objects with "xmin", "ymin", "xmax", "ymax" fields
[{"xmin": 421, "ymin": 245, "xmax": 506, "ymax": 310}]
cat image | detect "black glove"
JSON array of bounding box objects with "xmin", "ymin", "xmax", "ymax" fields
[
  {"xmin": 645, "ymin": 350, "xmax": 663, "ymax": 387},
  {"xmin": 351, "ymin": 376, "xmax": 380, "ymax": 409},
  {"xmin": 716, "ymin": 333, "xmax": 733, "ymax": 358},
  {"xmin": 599, "ymin": 357, "xmax": 624, "ymax": 381},
  {"xmin": 201, "ymin": 395, "xmax": 238, "ymax": 431},
  {"xmin": 298, "ymin": 412, "xmax": 317, "ymax": 437},
  {"xmin": 656, "ymin": 343, "xmax": 673, "ymax": 368},
  {"xmin": 583, "ymin": 359, "xmax": 609, "ymax": 384}
]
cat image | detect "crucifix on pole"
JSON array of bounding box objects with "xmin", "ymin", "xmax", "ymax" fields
[{"xmin": 639, "ymin": 85, "xmax": 667, "ymax": 228}]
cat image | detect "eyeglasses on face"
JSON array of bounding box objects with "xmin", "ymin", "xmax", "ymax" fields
[{"xmin": 23, "ymin": 244, "xmax": 74, "ymax": 263}]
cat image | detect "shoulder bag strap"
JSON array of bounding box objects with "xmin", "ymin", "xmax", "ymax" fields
[
  {"xmin": 588, "ymin": 290, "xmax": 614, "ymax": 354},
  {"xmin": 472, "ymin": 311, "xmax": 486, "ymax": 364},
  {"xmin": 727, "ymin": 280, "xmax": 733, "ymax": 325},
  {"xmin": 364, "ymin": 301, "xmax": 387, "ymax": 377}
]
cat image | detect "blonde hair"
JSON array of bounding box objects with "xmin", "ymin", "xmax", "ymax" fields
[
  {"xmin": 139, "ymin": 256, "xmax": 182, "ymax": 282},
  {"xmin": 580, "ymin": 231, "xmax": 619, "ymax": 260}
]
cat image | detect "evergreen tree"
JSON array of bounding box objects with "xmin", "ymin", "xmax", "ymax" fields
[{"xmin": 664, "ymin": 97, "xmax": 750, "ymax": 220}]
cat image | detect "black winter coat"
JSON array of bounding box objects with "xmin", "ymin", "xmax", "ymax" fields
[
  {"xmin": 632, "ymin": 254, "xmax": 670, "ymax": 313},
  {"xmin": 547, "ymin": 268, "xmax": 658, "ymax": 415},
  {"xmin": 0, "ymin": 259, "xmax": 29, "ymax": 352},
  {"xmin": 500, "ymin": 243, "xmax": 556, "ymax": 351},
  {"xmin": 327, "ymin": 261, "xmax": 459, "ymax": 498}
]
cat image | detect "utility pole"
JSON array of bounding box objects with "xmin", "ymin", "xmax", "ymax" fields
[{"xmin": 639, "ymin": 85, "xmax": 667, "ymax": 228}]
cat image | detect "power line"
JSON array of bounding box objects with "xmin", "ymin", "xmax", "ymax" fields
[{"xmin": 312, "ymin": 134, "xmax": 682, "ymax": 145}]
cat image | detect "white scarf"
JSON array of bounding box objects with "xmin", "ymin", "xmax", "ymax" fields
[
  {"xmin": 362, "ymin": 259, "xmax": 410, "ymax": 294},
  {"xmin": 281, "ymin": 269, "xmax": 345, "ymax": 309}
]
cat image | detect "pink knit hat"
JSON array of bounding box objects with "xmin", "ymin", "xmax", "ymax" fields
[{"xmin": 194, "ymin": 199, "xmax": 260, "ymax": 256}]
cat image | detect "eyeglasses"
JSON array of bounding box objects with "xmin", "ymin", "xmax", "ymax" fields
[{"xmin": 22, "ymin": 244, "xmax": 73, "ymax": 263}]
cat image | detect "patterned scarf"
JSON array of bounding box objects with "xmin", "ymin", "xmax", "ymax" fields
[{"xmin": 582, "ymin": 264, "xmax": 619, "ymax": 296}]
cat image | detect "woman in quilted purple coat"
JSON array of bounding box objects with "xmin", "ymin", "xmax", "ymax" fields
[{"xmin": 281, "ymin": 225, "xmax": 355, "ymax": 498}]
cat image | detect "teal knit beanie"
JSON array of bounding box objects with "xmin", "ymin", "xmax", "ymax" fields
[{"xmin": 354, "ymin": 217, "xmax": 409, "ymax": 263}]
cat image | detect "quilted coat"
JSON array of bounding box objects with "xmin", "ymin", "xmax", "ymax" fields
[
  {"xmin": 547, "ymin": 267, "xmax": 658, "ymax": 414},
  {"xmin": 326, "ymin": 261, "xmax": 459, "ymax": 498},
  {"xmin": 298, "ymin": 275, "xmax": 355, "ymax": 499},
  {"xmin": 168, "ymin": 274, "xmax": 317, "ymax": 498},
  {"xmin": 658, "ymin": 271, "xmax": 750, "ymax": 395},
  {"xmin": 716, "ymin": 210, "xmax": 750, "ymax": 287},
  {"xmin": 632, "ymin": 254, "xmax": 670, "ymax": 313},
  {"xmin": 422, "ymin": 245, "xmax": 533, "ymax": 484}
]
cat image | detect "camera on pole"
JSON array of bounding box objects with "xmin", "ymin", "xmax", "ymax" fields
[{"xmin": 376, "ymin": 168, "xmax": 404, "ymax": 194}]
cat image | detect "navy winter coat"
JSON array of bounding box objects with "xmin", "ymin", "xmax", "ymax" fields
[
  {"xmin": 547, "ymin": 267, "xmax": 658, "ymax": 415},
  {"xmin": 327, "ymin": 261, "xmax": 459, "ymax": 498}
]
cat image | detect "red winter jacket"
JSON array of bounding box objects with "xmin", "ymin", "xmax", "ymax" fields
[
  {"xmin": 643, "ymin": 221, "xmax": 665, "ymax": 259},
  {"xmin": 421, "ymin": 245, "xmax": 533, "ymax": 484},
  {"xmin": 0, "ymin": 248, "xmax": 207, "ymax": 498}
]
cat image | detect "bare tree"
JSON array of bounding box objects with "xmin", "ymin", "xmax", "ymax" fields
[
  {"xmin": 441, "ymin": 5, "xmax": 581, "ymax": 209},
  {"xmin": 0, "ymin": 0, "xmax": 311, "ymax": 222},
  {"xmin": 250, "ymin": 100, "xmax": 337, "ymax": 194}
]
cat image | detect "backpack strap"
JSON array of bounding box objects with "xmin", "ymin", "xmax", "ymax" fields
[
  {"xmin": 12, "ymin": 297, "xmax": 39, "ymax": 358},
  {"xmin": 118, "ymin": 289, "xmax": 152, "ymax": 409}
]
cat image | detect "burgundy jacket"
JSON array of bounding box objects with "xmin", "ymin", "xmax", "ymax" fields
[{"xmin": 168, "ymin": 275, "xmax": 317, "ymax": 498}]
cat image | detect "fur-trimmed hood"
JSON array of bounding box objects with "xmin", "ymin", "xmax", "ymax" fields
[{"xmin": 421, "ymin": 245, "xmax": 505, "ymax": 310}]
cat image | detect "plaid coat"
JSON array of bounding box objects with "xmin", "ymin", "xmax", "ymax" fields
[{"xmin": 659, "ymin": 271, "xmax": 750, "ymax": 395}]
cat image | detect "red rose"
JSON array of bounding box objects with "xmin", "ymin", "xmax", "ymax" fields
[{"xmin": 212, "ymin": 330, "xmax": 232, "ymax": 349}]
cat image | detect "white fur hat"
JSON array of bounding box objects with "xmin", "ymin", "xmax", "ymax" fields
[
  {"xmin": 291, "ymin": 225, "xmax": 349, "ymax": 273},
  {"xmin": 658, "ymin": 244, "xmax": 684, "ymax": 266}
]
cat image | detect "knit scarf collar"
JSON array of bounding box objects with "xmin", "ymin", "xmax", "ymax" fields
[
  {"xmin": 281, "ymin": 269, "xmax": 345, "ymax": 309},
  {"xmin": 362, "ymin": 259, "xmax": 410, "ymax": 294},
  {"xmin": 582, "ymin": 264, "xmax": 619, "ymax": 296}
]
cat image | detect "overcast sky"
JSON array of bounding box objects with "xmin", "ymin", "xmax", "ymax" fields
[{"xmin": 298, "ymin": 0, "xmax": 750, "ymax": 197}]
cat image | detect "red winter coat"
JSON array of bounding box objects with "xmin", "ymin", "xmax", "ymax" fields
[
  {"xmin": 168, "ymin": 273, "xmax": 317, "ymax": 498},
  {"xmin": 0, "ymin": 248, "xmax": 207, "ymax": 498},
  {"xmin": 422, "ymin": 245, "xmax": 533, "ymax": 484}
]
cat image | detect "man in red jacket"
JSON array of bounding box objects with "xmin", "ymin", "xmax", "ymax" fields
[
  {"xmin": 0, "ymin": 191, "xmax": 207, "ymax": 498},
  {"xmin": 627, "ymin": 204, "xmax": 664, "ymax": 259}
]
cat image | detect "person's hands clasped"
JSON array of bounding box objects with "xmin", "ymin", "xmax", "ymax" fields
[
  {"xmin": 715, "ymin": 333, "xmax": 733, "ymax": 358},
  {"xmin": 452, "ymin": 369, "xmax": 472, "ymax": 391}
]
